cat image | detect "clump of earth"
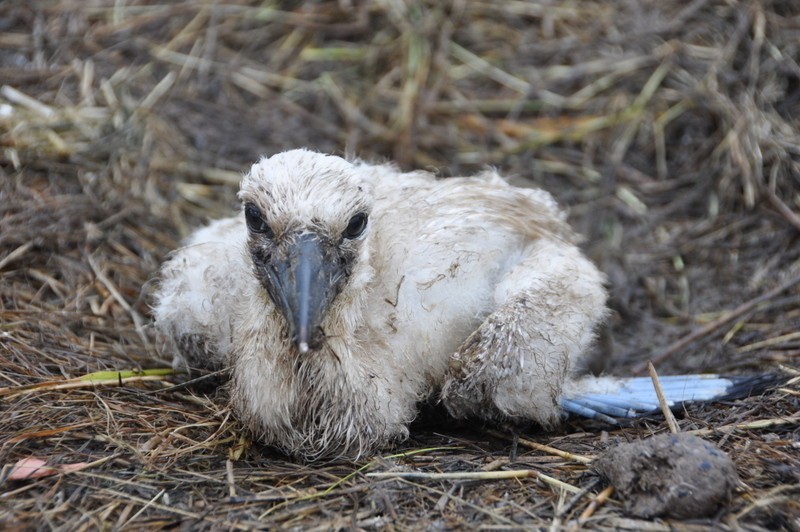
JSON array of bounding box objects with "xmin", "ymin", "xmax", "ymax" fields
[{"xmin": 593, "ymin": 433, "xmax": 739, "ymax": 519}]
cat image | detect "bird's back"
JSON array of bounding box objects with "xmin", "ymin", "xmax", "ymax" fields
[{"xmin": 357, "ymin": 167, "xmax": 577, "ymax": 390}]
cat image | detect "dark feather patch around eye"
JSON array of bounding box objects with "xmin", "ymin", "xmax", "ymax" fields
[{"xmin": 245, "ymin": 204, "xmax": 273, "ymax": 237}]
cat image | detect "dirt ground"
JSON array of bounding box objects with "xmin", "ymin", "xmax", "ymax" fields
[{"xmin": 1, "ymin": 1, "xmax": 799, "ymax": 529}]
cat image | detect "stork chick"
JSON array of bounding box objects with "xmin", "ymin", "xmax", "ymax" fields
[{"xmin": 154, "ymin": 150, "xmax": 773, "ymax": 460}]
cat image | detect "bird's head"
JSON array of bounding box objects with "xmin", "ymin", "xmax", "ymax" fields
[{"xmin": 238, "ymin": 150, "xmax": 373, "ymax": 354}]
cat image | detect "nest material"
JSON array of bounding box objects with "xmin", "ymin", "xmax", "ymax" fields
[{"xmin": 1, "ymin": 1, "xmax": 799, "ymax": 529}]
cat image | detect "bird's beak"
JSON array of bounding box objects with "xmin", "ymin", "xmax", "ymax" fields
[{"xmin": 263, "ymin": 232, "xmax": 342, "ymax": 353}]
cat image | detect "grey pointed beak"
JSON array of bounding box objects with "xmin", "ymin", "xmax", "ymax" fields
[{"xmin": 263, "ymin": 233, "xmax": 342, "ymax": 353}]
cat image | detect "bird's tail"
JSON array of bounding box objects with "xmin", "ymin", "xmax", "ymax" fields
[{"xmin": 561, "ymin": 373, "xmax": 787, "ymax": 425}]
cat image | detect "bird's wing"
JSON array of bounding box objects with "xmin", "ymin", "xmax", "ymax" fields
[
  {"xmin": 561, "ymin": 374, "xmax": 785, "ymax": 424},
  {"xmin": 153, "ymin": 214, "xmax": 251, "ymax": 371}
]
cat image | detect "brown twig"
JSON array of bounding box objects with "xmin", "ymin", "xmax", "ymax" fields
[
  {"xmin": 648, "ymin": 362, "xmax": 680, "ymax": 434},
  {"xmin": 485, "ymin": 429, "xmax": 594, "ymax": 464},
  {"xmin": 633, "ymin": 272, "xmax": 800, "ymax": 374},
  {"xmin": 578, "ymin": 485, "xmax": 615, "ymax": 523},
  {"xmin": 764, "ymin": 185, "xmax": 800, "ymax": 233}
]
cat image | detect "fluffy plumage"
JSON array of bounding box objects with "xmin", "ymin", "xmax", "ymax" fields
[{"xmin": 153, "ymin": 149, "xmax": 771, "ymax": 460}]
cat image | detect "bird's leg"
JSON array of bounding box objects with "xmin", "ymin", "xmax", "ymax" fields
[{"xmin": 440, "ymin": 239, "xmax": 607, "ymax": 428}]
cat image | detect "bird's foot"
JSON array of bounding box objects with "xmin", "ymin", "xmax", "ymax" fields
[{"xmin": 440, "ymin": 300, "xmax": 564, "ymax": 428}]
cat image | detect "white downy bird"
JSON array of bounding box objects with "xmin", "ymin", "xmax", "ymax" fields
[{"xmin": 154, "ymin": 149, "xmax": 778, "ymax": 460}]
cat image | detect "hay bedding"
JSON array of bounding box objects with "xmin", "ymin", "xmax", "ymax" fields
[{"xmin": 1, "ymin": 0, "xmax": 798, "ymax": 528}]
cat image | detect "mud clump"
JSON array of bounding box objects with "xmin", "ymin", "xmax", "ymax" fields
[{"xmin": 593, "ymin": 433, "xmax": 739, "ymax": 519}]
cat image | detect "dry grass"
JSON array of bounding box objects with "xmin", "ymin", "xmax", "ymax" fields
[{"xmin": 1, "ymin": 1, "xmax": 799, "ymax": 529}]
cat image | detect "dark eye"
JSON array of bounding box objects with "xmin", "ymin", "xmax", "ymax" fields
[
  {"xmin": 343, "ymin": 213, "xmax": 368, "ymax": 239},
  {"xmin": 245, "ymin": 204, "xmax": 273, "ymax": 237}
]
